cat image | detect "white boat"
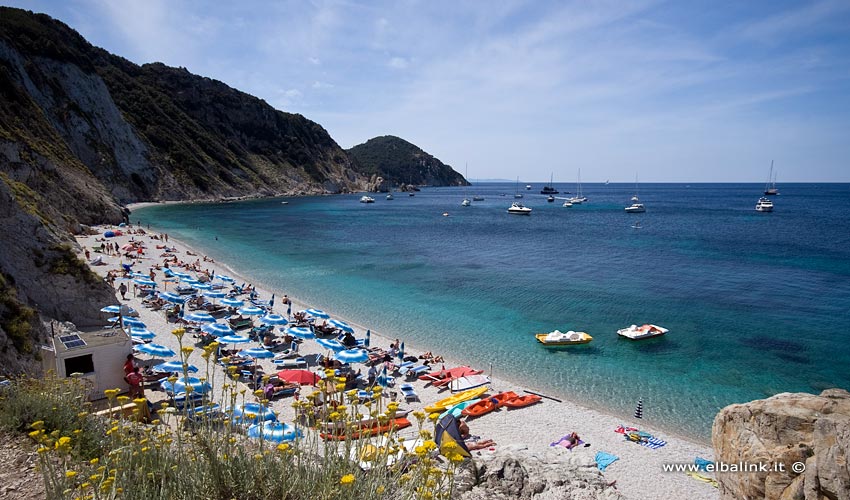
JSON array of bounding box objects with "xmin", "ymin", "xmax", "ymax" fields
[
  {"xmin": 526, "ymin": 184, "xmax": 532, "ymax": 190},
  {"xmin": 569, "ymin": 168, "xmax": 587, "ymax": 204},
  {"xmin": 547, "ymin": 195, "xmax": 555, "ymax": 202},
  {"xmin": 535, "ymin": 330, "xmax": 593, "ymax": 346},
  {"xmin": 359, "ymin": 196, "xmax": 375, "ymax": 203},
  {"xmin": 617, "ymin": 324, "xmax": 668, "ymax": 340},
  {"xmin": 472, "ymin": 195, "xmax": 484, "ymax": 201},
  {"xmin": 462, "ymin": 164, "xmax": 471, "ymax": 206},
  {"xmin": 625, "ymin": 203, "xmax": 645, "ymax": 213},
  {"xmin": 507, "ymin": 202, "xmax": 532, "ymax": 215},
  {"xmin": 764, "ymin": 160, "xmax": 779, "ymax": 196},
  {"xmin": 629, "ymin": 173, "xmax": 641, "ymax": 203},
  {"xmin": 514, "ymin": 177, "xmax": 524, "ymax": 198},
  {"xmin": 449, "ymin": 374, "xmax": 491, "ymax": 393},
  {"xmin": 562, "ymin": 200, "xmax": 573, "ymax": 207},
  {"xmin": 755, "ymin": 197, "xmax": 774, "ymax": 212},
  {"xmin": 386, "ymin": 193, "xmax": 394, "ymax": 200}
]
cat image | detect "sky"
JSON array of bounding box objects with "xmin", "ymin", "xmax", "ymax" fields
[{"xmin": 4, "ymin": 0, "xmax": 850, "ymax": 182}]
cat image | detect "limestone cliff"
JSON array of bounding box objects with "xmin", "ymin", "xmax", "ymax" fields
[{"xmin": 712, "ymin": 389, "xmax": 850, "ymax": 500}]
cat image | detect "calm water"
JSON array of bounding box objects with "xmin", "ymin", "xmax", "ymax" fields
[{"xmin": 134, "ymin": 183, "xmax": 850, "ymax": 439}]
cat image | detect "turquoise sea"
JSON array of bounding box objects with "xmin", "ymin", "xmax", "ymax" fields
[{"xmin": 133, "ymin": 183, "xmax": 850, "ymax": 440}]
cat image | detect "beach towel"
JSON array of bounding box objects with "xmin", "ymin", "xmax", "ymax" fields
[
  {"xmin": 639, "ymin": 436, "xmax": 667, "ymax": 449},
  {"xmin": 594, "ymin": 451, "xmax": 619, "ymax": 471},
  {"xmin": 550, "ymin": 434, "xmax": 583, "ymax": 449},
  {"xmin": 615, "ymin": 425, "xmax": 638, "ymax": 434},
  {"xmin": 686, "ymin": 471, "xmax": 719, "ymax": 488}
]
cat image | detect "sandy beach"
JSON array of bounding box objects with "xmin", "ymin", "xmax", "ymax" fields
[{"xmin": 75, "ymin": 221, "xmax": 718, "ymax": 500}]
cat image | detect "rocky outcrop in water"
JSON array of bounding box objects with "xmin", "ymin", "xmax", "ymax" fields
[
  {"xmin": 455, "ymin": 444, "xmax": 623, "ymax": 500},
  {"xmin": 712, "ymin": 389, "xmax": 850, "ymax": 500}
]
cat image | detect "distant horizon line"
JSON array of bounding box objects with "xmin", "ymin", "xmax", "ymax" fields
[{"xmin": 468, "ymin": 179, "xmax": 849, "ymax": 184}]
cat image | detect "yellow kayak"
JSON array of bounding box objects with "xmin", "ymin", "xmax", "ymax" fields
[{"xmin": 425, "ymin": 386, "xmax": 489, "ymax": 413}]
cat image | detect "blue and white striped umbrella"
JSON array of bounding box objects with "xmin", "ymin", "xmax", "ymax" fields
[
  {"xmin": 191, "ymin": 282, "xmax": 212, "ymax": 290},
  {"xmin": 221, "ymin": 298, "xmax": 244, "ymax": 308},
  {"xmin": 180, "ymin": 277, "xmax": 199, "ymax": 285},
  {"xmin": 398, "ymin": 341, "xmax": 405, "ymax": 361},
  {"xmin": 152, "ymin": 361, "xmax": 199, "ymax": 373},
  {"xmin": 135, "ymin": 343, "xmax": 176, "ymax": 357},
  {"xmin": 159, "ymin": 292, "xmax": 185, "ymax": 304},
  {"xmin": 229, "ymin": 402, "xmax": 277, "ymax": 425},
  {"xmin": 171, "ymin": 271, "xmax": 191, "ymax": 279},
  {"xmin": 161, "ymin": 376, "xmax": 211, "ymax": 395},
  {"xmin": 215, "ymin": 274, "xmax": 235, "ymax": 282},
  {"xmin": 129, "ymin": 328, "xmax": 156, "ymax": 341},
  {"xmin": 328, "ymin": 319, "xmax": 354, "ymax": 333},
  {"xmin": 108, "ymin": 316, "xmax": 146, "ymax": 328},
  {"xmin": 303, "ymin": 308, "xmax": 330, "ymax": 319},
  {"xmin": 376, "ymin": 365, "xmax": 393, "ymax": 387},
  {"xmin": 247, "ymin": 421, "xmax": 301, "ymax": 443},
  {"xmin": 316, "ymin": 338, "xmax": 345, "ymax": 352},
  {"xmin": 133, "ymin": 278, "xmax": 157, "ymax": 287},
  {"xmin": 184, "ymin": 312, "xmax": 216, "ymax": 323},
  {"xmin": 365, "ymin": 329, "xmax": 371, "ymax": 347},
  {"xmin": 202, "ymin": 322, "xmax": 235, "ymax": 336},
  {"xmin": 239, "ymin": 347, "xmax": 275, "ymax": 359},
  {"xmin": 129, "ymin": 271, "xmax": 149, "ymax": 278},
  {"xmin": 204, "ymin": 290, "xmax": 226, "ymax": 299},
  {"xmin": 259, "ymin": 314, "xmax": 288, "ymax": 326},
  {"xmin": 100, "ymin": 305, "xmax": 137, "ymax": 314},
  {"xmin": 218, "ymin": 334, "xmax": 251, "ymax": 344},
  {"xmin": 238, "ymin": 306, "xmax": 265, "ymax": 316},
  {"xmin": 285, "ymin": 327, "xmax": 315, "ymax": 339},
  {"xmin": 163, "ymin": 268, "xmax": 175, "ymax": 277},
  {"xmin": 335, "ymin": 348, "xmax": 369, "ymax": 364}
]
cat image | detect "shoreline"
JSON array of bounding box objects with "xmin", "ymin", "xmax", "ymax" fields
[{"xmin": 98, "ymin": 219, "xmax": 717, "ymax": 499}]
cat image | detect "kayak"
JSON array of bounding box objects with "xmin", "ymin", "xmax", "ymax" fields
[
  {"xmin": 424, "ymin": 386, "xmax": 489, "ymax": 414},
  {"xmin": 461, "ymin": 391, "xmax": 519, "ymax": 418},
  {"xmin": 501, "ymin": 394, "xmax": 542, "ymax": 409},
  {"xmin": 320, "ymin": 417, "xmax": 411, "ymax": 441}
]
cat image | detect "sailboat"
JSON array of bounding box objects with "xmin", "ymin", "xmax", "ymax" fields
[
  {"xmin": 625, "ymin": 173, "xmax": 645, "ymax": 213},
  {"xmin": 540, "ymin": 173, "xmax": 559, "ymax": 194},
  {"xmin": 461, "ymin": 164, "xmax": 471, "ymax": 206},
  {"xmin": 764, "ymin": 161, "xmax": 779, "ymax": 195},
  {"xmin": 569, "ymin": 169, "xmax": 587, "ymax": 204},
  {"xmin": 514, "ymin": 177, "xmax": 524, "ymax": 198},
  {"xmin": 386, "ymin": 182, "xmax": 394, "ymax": 200}
]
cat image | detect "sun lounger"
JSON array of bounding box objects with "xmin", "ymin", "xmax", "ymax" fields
[
  {"xmin": 273, "ymin": 357, "xmax": 308, "ymax": 369},
  {"xmin": 400, "ymin": 383, "xmax": 419, "ymax": 402}
]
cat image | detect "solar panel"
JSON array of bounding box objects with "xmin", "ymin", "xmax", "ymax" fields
[{"xmin": 59, "ymin": 334, "xmax": 87, "ymax": 349}]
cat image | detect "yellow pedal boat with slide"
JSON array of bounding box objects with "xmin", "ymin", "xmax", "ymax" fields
[
  {"xmin": 424, "ymin": 386, "xmax": 489, "ymax": 413},
  {"xmin": 535, "ymin": 330, "xmax": 593, "ymax": 346}
]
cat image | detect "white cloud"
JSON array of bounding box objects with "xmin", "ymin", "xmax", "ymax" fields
[
  {"xmin": 312, "ymin": 81, "xmax": 334, "ymax": 89},
  {"xmin": 388, "ymin": 56, "xmax": 409, "ymax": 69}
]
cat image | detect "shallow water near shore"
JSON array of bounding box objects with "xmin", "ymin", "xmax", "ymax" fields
[{"xmin": 133, "ymin": 182, "xmax": 850, "ymax": 439}]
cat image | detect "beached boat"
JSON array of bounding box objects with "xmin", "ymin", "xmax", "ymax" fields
[
  {"xmin": 461, "ymin": 391, "xmax": 519, "ymax": 418},
  {"xmin": 449, "ymin": 374, "xmax": 491, "ymax": 392},
  {"xmin": 360, "ymin": 196, "xmax": 375, "ymax": 203},
  {"xmin": 424, "ymin": 386, "xmax": 489, "ymax": 413},
  {"xmin": 507, "ymin": 202, "xmax": 532, "ymax": 215},
  {"xmin": 320, "ymin": 417, "xmax": 411, "ymax": 441},
  {"xmin": 764, "ymin": 160, "xmax": 779, "ymax": 195},
  {"xmin": 501, "ymin": 393, "xmax": 542, "ymax": 409},
  {"xmin": 755, "ymin": 197, "xmax": 773, "ymax": 212},
  {"xmin": 541, "ymin": 173, "xmax": 559, "ymax": 194},
  {"xmin": 617, "ymin": 324, "xmax": 668, "ymax": 340},
  {"xmin": 535, "ymin": 330, "xmax": 593, "ymax": 346}
]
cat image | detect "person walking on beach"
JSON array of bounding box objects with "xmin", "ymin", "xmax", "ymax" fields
[
  {"xmin": 126, "ymin": 366, "xmax": 144, "ymax": 398},
  {"xmin": 118, "ymin": 282, "xmax": 128, "ymax": 300}
]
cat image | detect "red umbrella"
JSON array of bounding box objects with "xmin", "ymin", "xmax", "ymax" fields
[{"xmin": 277, "ymin": 369, "xmax": 319, "ymax": 386}]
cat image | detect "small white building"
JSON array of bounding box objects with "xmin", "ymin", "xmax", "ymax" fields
[{"xmin": 41, "ymin": 327, "xmax": 132, "ymax": 400}]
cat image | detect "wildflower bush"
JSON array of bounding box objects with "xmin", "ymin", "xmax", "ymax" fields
[{"xmin": 5, "ymin": 328, "xmax": 467, "ymax": 499}]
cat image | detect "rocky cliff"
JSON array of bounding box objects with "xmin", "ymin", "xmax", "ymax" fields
[
  {"xmin": 0, "ymin": 7, "xmax": 371, "ymax": 375},
  {"xmin": 347, "ymin": 135, "xmax": 467, "ymax": 190},
  {"xmin": 712, "ymin": 389, "xmax": 850, "ymax": 500}
]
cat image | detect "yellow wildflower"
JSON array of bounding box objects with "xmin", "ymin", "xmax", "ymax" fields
[
  {"xmin": 171, "ymin": 328, "xmax": 185, "ymax": 338},
  {"xmin": 181, "ymin": 346, "xmax": 194, "ymax": 355},
  {"xmin": 30, "ymin": 421, "xmax": 45, "ymax": 430},
  {"xmin": 276, "ymin": 443, "xmax": 290, "ymax": 452},
  {"xmin": 103, "ymin": 389, "xmax": 119, "ymax": 400},
  {"xmin": 340, "ymin": 474, "xmax": 355, "ymax": 485},
  {"xmin": 65, "ymin": 471, "xmax": 77, "ymax": 479}
]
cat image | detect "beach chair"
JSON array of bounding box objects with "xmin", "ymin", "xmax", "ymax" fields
[
  {"xmin": 400, "ymin": 383, "xmax": 419, "ymax": 402},
  {"xmin": 406, "ymin": 365, "xmax": 430, "ymax": 380},
  {"xmin": 396, "ymin": 361, "xmax": 415, "ymax": 376}
]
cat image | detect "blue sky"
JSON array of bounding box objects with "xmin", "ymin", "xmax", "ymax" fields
[{"xmin": 5, "ymin": 0, "xmax": 850, "ymax": 181}]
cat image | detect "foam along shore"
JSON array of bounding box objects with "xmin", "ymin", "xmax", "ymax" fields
[{"xmin": 74, "ymin": 224, "xmax": 718, "ymax": 500}]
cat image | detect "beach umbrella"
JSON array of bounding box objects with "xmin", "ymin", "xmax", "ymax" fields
[
  {"xmin": 398, "ymin": 342, "xmax": 405, "ymax": 361},
  {"xmin": 335, "ymin": 348, "xmax": 369, "ymax": 364},
  {"xmin": 161, "ymin": 376, "xmax": 211, "ymax": 395},
  {"xmin": 129, "ymin": 328, "xmax": 156, "ymax": 341},
  {"xmin": 215, "ymin": 274, "xmax": 235, "ymax": 282},
  {"xmin": 163, "ymin": 268, "xmax": 175, "ymax": 277},
  {"xmin": 218, "ymin": 334, "xmax": 251, "ymax": 344},
  {"xmin": 229, "ymin": 402, "xmax": 277, "ymax": 425},
  {"xmin": 136, "ymin": 343, "xmax": 176, "ymax": 358},
  {"xmin": 287, "ymin": 303, "xmax": 292, "ymax": 318},
  {"xmin": 221, "ymin": 298, "xmax": 244, "ymax": 308},
  {"xmin": 184, "ymin": 312, "xmax": 216, "ymax": 323},
  {"xmin": 303, "ymin": 308, "xmax": 330, "ymax": 319},
  {"xmin": 108, "ymin": 316, "xmax": 146, "ymax": 328},
  {"xmin": 259, "ymin": 314, "xmax": 288, "ymax": 326},
  {"xmin": 376, "ymin": 365, "xmax": 393, "ymax": 387},
  {"xmin": 191, "ymin": 282, "xmax": 212, "ymax": 290},
  {"xmin": 634, "ymin": 399, "xmax": 643, "ymax": 419},
  {"xmin": 133, "ymin": 278, "xmax": 156, "ymax": 287},
  {"xmin": 238, "ymin": 305, "xmax": 265, "ymax": 316},
  {"xmin": 247, "ymin": 421, "xmax": 301, "ymax": 443},
  {"xmin": 129, "ymin": 271, "xmax": 149, "ymax": 278},
  {"xmin": 285, "ymin": 326, "xmax": 315, "ymax": 340},
  {"xmin": 204, "ymin": 290, "xmax": 226, "ymax": 299},
  {"xmin": 276, "ymin": 369, "xmax": 318, "ymax": 386},
  {"xmin": 328, "ymin": 319, "xmax": 354, "ymax": 333},
  {"xmin": 435, "ymin": 414, "xmax": 471, "ymax": 459},
  {"xmin": 202, "ymin": 322, "xmax": 235, "ymax": 337},
  {"xmin": 152, "ymin": 361, "xmax": 199, "ymax": 374},
  {"xmin": 316, "ymin": 338, "xmax": 345, "ymax": 352},
  {"xmin": 365, "ymin": 329, "xmax": 371, "ymax": 347},
  {"xmin": 100, "ymin": 305, "xmax": 137, "ymax": 314},
  {"xmin": 172, "ymin": 271, "xmax": 191, "ymax": 279},
  {"xmin": 180, "ymin": 277, "xmax": 199, "ymax": 285},
  {"xmin": 239, "ymin": 347, "xmax": 274, "ymax": 359},
  {"xmin": 159, "ymin": 292, "xmax": 185, "ymax": 304}
]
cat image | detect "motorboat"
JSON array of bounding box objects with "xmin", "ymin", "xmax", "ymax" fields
[
  {"xmin": 535, "ymin": 330, "xmax": 593, "ymax": 346},
  {"xmin": 625, "ymin": 203, "xmax": 645, "ymax": 213},
  {"xmin": 461, "ymin": 198, "xmax": 471, "ymax": 207},
  {"xmin": 386, "ymin": 193, "xmax": 394, "ymax": 200},
  {"xmin": 507, "ymin": 202, "xmax": 532, "ymax": 215},
  {"xmin": 359, "ymin": 196, "xmax": 375, "ymax": 203},
  {"xmin": 547, "ymin": 195, "xmax": 555, "ymax": 202},
  {"xmin": 617, "ymin": 324, "xmax": 668, "ymax": 340},
  {"xmin": 755, "ymin": 197, "xmax": 774, "ymax": 212},
  {"xmin": 526, "ymin": 184, "xmax": 532, "ymax": 190},
  {"xmin": 562, "ymin": 200, "xmax": 573, "ymax": 207},
  {"xmin": 472, "ymin": 195, "xmax": 484, "ymax": 201}
]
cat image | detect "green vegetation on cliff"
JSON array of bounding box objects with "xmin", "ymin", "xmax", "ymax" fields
[{"xmin": 347, "ymin": 135, "xmax": 467, "ymax": 187}]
